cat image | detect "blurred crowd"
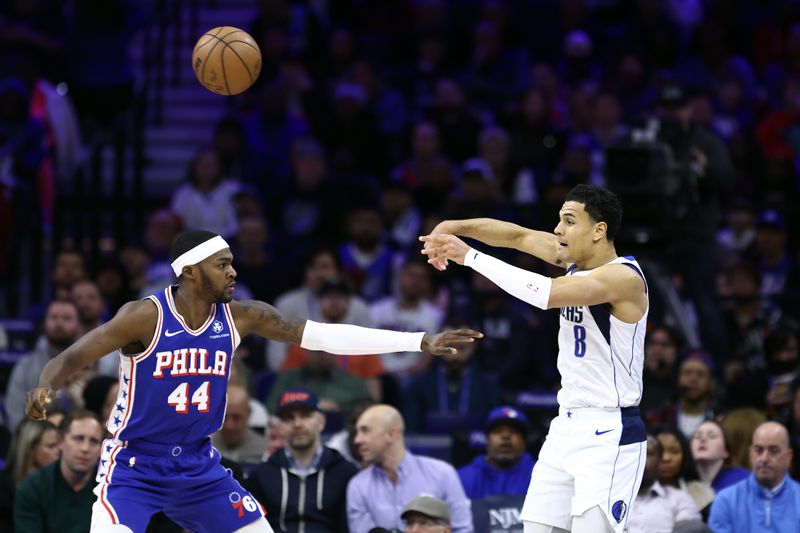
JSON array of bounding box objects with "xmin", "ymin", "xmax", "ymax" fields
[{"xmin": 3, "ymin": 0, "xmax": 800, "ymax": 532}]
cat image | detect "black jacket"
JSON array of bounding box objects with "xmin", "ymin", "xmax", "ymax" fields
[{"xmin": 245, "ymin": 446, "xmax": 357, "ymax": 533}]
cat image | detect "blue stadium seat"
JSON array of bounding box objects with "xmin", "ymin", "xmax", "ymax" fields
[
  {"xmin": 252, "ymin": 371, "xmax": 277, "ymax": 403},
  {"xmin": 406, "ymin": 434, "xmax": 453, "ymax": 463},
  {"xmin": 423, "ymin": 412, "xmax": 484, "ymax": 434}
]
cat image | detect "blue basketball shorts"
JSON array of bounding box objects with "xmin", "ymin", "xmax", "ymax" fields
[{"xmin": 90, "ymin": 437, "xmax": 266, "ymax": 533}]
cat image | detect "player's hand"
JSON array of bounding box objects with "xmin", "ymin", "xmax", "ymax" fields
[
  {"xmin": 419, "ymin": 233, "xmax": 471, "ymax": 271},
  {"xmin": 25, "ymin": 387, "xmax": 54, "ymax": 421},
  {"xmin": 421, "ymin": 329, "xmax": 483, "ymax": 356}
]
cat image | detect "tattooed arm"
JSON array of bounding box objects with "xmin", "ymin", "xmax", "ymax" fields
[
  {"xmin": 230, "ymin": 300, "xmax": 482, "ymax": 356},
  {"xmin": 230, "ymin": 300, "xmax": 306, "ymax": 344}
]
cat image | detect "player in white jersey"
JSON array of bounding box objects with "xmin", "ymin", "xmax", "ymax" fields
[{"xmin": 420, "ymin": 184, "xmax": 648, "ymax": 533}]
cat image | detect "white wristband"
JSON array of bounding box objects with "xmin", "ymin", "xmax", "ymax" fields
[
  {"xmin": 300, "ymin": 320, "xmax": 425, "ymax": 355},
  {"xmin": 466, "ymin": 248, "xmax": 552, "ymax": 309}
]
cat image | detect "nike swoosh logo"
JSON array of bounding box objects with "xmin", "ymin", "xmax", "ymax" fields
[
  {"xmin": 595, "ymin": 429, "xmax": 613, "ymax": 435},
  {"xmin": 164, "ymin": 330, "xmax": 183, "ymax": 337}
]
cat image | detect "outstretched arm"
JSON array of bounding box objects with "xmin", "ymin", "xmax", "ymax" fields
[
  {"xmin": 420, "ymin": 234, "xmax": 646, "ymax": 319},
  {"xmin": 232, "ymin": 300, "xmax": 482, "ymax": 356},
  {"xmin": 26, "ymin": 300, "xmax": 157, "ymax": 421},
  {"xmin": 432, "ymin": 218, "xmax": 562, "ymax": 267}
]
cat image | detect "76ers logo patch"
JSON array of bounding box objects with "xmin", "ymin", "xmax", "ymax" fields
[{"xmin": 230, "ymin": 492, "xmax": 259, "ymax": 518}]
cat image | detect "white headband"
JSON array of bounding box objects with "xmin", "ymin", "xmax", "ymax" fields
[{"xmin": 171, "ymin": 236, "xmax": 230, "ymax": 276}]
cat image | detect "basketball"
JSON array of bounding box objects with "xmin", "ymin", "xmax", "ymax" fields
[{"xmin": 192, "ymin": 26, "xmax": 261, "ymax": 96}]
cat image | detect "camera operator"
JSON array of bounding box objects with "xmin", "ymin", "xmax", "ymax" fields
[{"xmin": 614, "ymin": 83, "xmax": 735, "ymax": 365}]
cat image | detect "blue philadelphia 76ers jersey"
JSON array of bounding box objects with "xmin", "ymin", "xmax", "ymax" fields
[{"xmin": 108, "ymin": 286, "xmax": 240, "ymax": 443}]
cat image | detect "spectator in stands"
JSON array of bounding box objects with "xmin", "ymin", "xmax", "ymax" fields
[
  {"xmin": 448, "ymin": 269, "xmax": 552, "ymax": 393},
  {"xmin": 478, "ymin": 125, "xmax": 536, "ymax": 206},
  {"xmin": 132, "ymin": 208, "xmax": 182, "ymax": 298},
  {"xmin": 93, "ymin": 259, "xmax": 134, "ymax": 315},
  {"xmin": 753, "ymin": 209, "xmax": 793, "ymax": 300},
  {"xmin": 720, "ymin": 408, "xmax": 767, "ymax": 470},
  {"xmin": 690, "ymin": 420, "xmax": 749, "ymax": 493},
  {"xmin": 14, "ymin": 410, "xmax": 103, "ymax": 533},
  {"xmin": 231, "ymin": 214, "xmax": 284, "ymax": 305},
  {"xmin": 26, "ymin": 249, "xmax": 88, "ymax": 322},
  {"xmin": 246, "ymin": 387, "xmax": 357, "ymax": 533},
  {"xmin": 764, "ymin": 325, "xmax": 800, "ymax": 417},
  {"xmin": 282, "ymin": 278, "xmax": 384, "ymax": 400},
  {"xmin": 339, "ymin": 205, "xmax": 400, "ymax": 303},
  {"xmin": 275, "ymin": 137, "xmax": 347, "ymax": 255},
  {"xmin": 391, "ymin": 121, "xmax": 449, "ymax": 193},
  {"xmin": 401, "ymin": 495, "xmax": 452, "ymax": 533},
  {"xmin": 784, "ymin": 376, "xmax": 800, "ymax": 477},
  {"xmin": 657, "ymin": 427, "xmax": 716, "ymax": 516},
  {"xmin": 640, "ymin": 324, "xmax": 682, "ymax": 416},
  {"xmin": 403, "ymin": 319, "xmax": 500, "ymax": 433},
  {"xmin": 171, "ymin": 147, "xmax": 241, "ymax": 239},
  {"xmin": 380, "ymin": 181, "xmax": 423, "ymax": 252},
  {"xmin": 370, "ymin": 257, "xmax": 443, "ymax": 380},
  {"xmin": 648, "ymin": 351, "xmax": 717, "ymax": 440},
  {"xmin": 71, "ymin": 279, "xmax": 118, "ymax": 376},
  {"xmin": 347, "ymin": 404, "xmax": 473, "ymax": 532},
  {"xmin": 70, "ymin": 279, "xmax": 108, "ymax": 336},
  {"xmin": 709, "ymin": 421, "xmax": 800, "ymax": 532},
  {"xmin": 211, "ymin": 384, "xmax": 265, "ymax": 465},
  {"xmin": 267, "ymin": 347, "xmax": 372, "ymax": 421},
  {"xmin": 269, "ymin": 247, "xmax": 372, "ymax": 370},
  {"xmin": 262, "ymin": 416, "xmax": 287, "ymax": 461},
  {"xmin": 51, "ymin": 249, "xmax": 88, "ymax": 302},
  {"xmin": 212, "ymin": 115, "xmax": 257, "ymax": 184},
  {"xmin": 0, "ymin": 419, "xmax": 61, "ymax": 530},
  {"xmin": 326, "ymin": 400, "xmax": 373, "ymax": 467},
  {"xmin": 720, "ymin": 262, "xmax": 778, "ymax": 409},
  {"xmin": 81, "ymin": 375, "xmax": 118, "ymax": 428},
  {"xmin": 7, "ymin": 419, "xmax": 61, "ymax": 486},
  {"xmin": 716, "ymin": 200, "xmax": 757, "ymax": 270},
  {"xmin": 5, "ymin": 300, "xmax": 81, "ymax": 430},
  {"xmin": 627, "ymin": 434, "xmax": 701, "ymax": 533},
  {"xmin": 457, "ymin": 406, "xmax": 535, "ymax": 499}
]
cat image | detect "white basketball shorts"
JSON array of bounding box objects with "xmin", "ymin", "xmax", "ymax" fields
[{"xmin": 520, "ymin": 406, "xmax": 646, "ymax": 532}]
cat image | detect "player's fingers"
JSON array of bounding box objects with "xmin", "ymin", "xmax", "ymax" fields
[{"xmin": 452, "ymin": 328, "xmax": 484, "ymax": 338}]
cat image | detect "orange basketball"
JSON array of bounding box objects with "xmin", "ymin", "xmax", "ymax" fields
[{"xmin": 192, "ymin": 26, "xmax": 261, "ymax": 96}]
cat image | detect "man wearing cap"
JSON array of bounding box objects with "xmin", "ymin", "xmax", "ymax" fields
[
  {"xmin": 753, "ymin": 209, "xmax": 792, "ymax": 298},
  {"xmin": 245, "ymin": 387, "xmax": 358, "ymax": 533},
  {"xmin": 347, "ymin": 404, "xmax": 473, "ymax": 532},
  {"xmin": 458, "ymin": 407, "xmax": 536, "ymax": 500},
  {"xmin": 24, "ymin": 230, "xmax": 482, "ymax": 533},
  {"xmin": 401, "ymin": 496, "xmax": 452, "ymax": 533}
]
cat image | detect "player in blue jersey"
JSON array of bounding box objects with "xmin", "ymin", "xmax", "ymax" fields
[
  {"xmin": 25, "ymin": 230, "xmax": 482, "ymax": 533},
  {"xmin": 420, "ymin": 184, "xmax": 648, "ymax": 533}
]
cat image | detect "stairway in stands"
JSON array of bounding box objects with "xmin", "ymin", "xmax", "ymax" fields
[{"xmin": 109, "ymin": 0, "xmax": 258, "ymax": 199}]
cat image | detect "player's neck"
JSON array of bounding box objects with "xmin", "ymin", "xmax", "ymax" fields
[
  {"xmin": 574, "ymin": 245, "xmax": 618, "ymax": 271},
  {"xmin": 173, "ymin": 285, "xmax": 214, "ymax": 329}
]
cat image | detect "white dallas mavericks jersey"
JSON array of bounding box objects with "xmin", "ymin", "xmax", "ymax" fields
[{"xmin": 556, "ymin": 256, "xmax": 648, "ymax": 409}]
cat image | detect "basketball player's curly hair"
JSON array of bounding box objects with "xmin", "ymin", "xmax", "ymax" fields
[{"xmin": 566, "ymin": 184, "xmax": 623, "ymax": 241}]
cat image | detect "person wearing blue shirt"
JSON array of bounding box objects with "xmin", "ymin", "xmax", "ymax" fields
[
  {"xmin": 458, "ymin": 407, "xmax": 536, "ymax": 499},
  {"xmin": 709, "ymin": 421, "xmax": 800, "ymax": 533}
]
